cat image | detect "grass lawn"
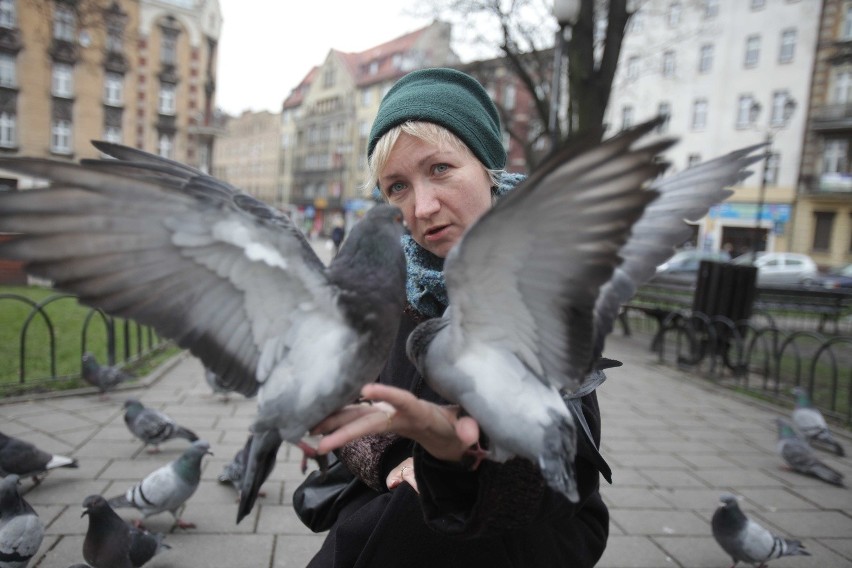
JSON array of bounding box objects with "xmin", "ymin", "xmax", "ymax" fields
[{"xmin": 1, "ymin": 285, "xmax": 178, "ymax": 396}]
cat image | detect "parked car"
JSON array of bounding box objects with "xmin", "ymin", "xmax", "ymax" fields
[
  {"xmin": 731, "ymin": 252, "xmax": 819, "ymax": 286},
  {"xmin": 656, "ymin": 249, "xmax": 732, "ymax": 275},
  {"xmin": 805, "ymin": 264, "xmax": 852, "ymax": 289}
]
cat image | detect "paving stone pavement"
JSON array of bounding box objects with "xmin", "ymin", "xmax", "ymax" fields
[{"xmin": 2, "ymin": 332, "xmax": 850, "ymax": 568}]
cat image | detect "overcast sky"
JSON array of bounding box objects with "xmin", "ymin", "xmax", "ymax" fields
[{"xmin": 215, "ymin": 1, "xmax": 433, "ymax": 116}]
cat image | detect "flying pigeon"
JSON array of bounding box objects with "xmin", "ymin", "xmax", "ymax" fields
[
  {"xmin": 791, "ymin": 387, "xmax": 845, "ymax": 456},
  {"xmin": 217, "ymin": 434, "xmax": 264, "ymax": 500},
  {"xmin": 0, "ymin": 431, "xmax": 78, "ymax": 484},
  {"xmin": 81, "ymin": 352, "xmax": 134, "ymax": 399},
  {"xmin": 0, "ymin": 474, "xmax": 45, "ymax": 568},
  {"xmin": 82, "ymin": 494, "xmax": 169, "ymax": 568},
  {"xmin": 122, "ymin": 398, "xmax": 198, "ymax": 453},
  {"xmin": 406, "ymin": 120, "xmax": 763, "ymax": 501},
  {"xmin": 204, "ymin": 367, "xmax": 231, "ymax": 402},
  {"xmin": 0, "ymin": 142, "xmax": 407, "ymax": 524},
  {"xmin": 712, "ymin": 493, "xmax": 809, "ymax": 567},
  {"xmin": 107, "ymin": 440, "xmax": 212, "ymax": 529},
  {"xmin": 776, "ymin": 418, "xmax": 844, "ymax": 487}
]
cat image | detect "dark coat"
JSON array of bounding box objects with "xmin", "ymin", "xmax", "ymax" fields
[{"xmin": 308, "ymin": 306, "xmax": 610, "ymax": 568}]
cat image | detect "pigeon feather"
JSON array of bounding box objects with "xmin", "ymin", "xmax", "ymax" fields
[
  {"xmin": 0, "ymin": 431, "xmax": 78, "ymax": 483},
  {"xmin": 81, "ymin": 352, "xmax": 133, "ymax": 396},
  {"xmin": 0, "ymin": 475, "xmax": 45, "ymax": 568},
  {"xmin": 122, "ymin": 398, "xmax": 198, "ymax": 452},
  {"xmin": 776, "ymin": 418, "xmax": 844, "ymax": 487},
  {"xmin": 82, "ymin": 494, "xmax": 169, "ymax": 568},
  {"xmin": 791, "ymin": 387, "xmax": 845, "ymax": 456}
]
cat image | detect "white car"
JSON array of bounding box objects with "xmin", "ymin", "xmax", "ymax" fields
[{"xmin": 732, "ymin": 252, "xmax": 818, "ymax": 286}]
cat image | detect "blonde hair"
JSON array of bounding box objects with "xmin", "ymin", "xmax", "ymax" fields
[{"xmin": 364, "ymin": 121, "xmax": 504, "ymax": 199}]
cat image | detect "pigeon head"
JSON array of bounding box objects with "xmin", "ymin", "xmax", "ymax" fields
[
  {"xmin": 123, "ymin": 398, "xmax": 144, "ymax": 415},
  {"xmin": 406, "ymin": 317, "xmax": 450, "ymax": 372},
  {"xmin": 81, "ymin": 494, "xmax": 111, "ymax": 518},
  {"xmin": 791, "ymin": 387, "xmax": 811, "ymax": 407},
  {"xmin": 333, "ymin": 204, "xmax": 405, "ymax": 268},
  {"xmin": 718, "ymin": 493, "xmax": 739, "ymax": 508},
  {"xmin": 173, "ymin": 440, "xmax": 213, "ymax": 485},
  {"xmin": 81, "ymin": 352, "xmax": 97, "ymax": 369}
]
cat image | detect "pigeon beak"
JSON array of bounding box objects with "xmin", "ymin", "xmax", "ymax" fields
[{"xmin": 81, "ymin": 508, "xmax": 89, "ymax": 518}]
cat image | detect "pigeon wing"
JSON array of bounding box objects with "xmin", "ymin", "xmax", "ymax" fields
[
  {"xmin": 443, "ymin": 121, "xmax": 670, "ymax": 392},
  {"xmin": 0, "ymin": 144, "xmax": 334, "ymax": 396}
]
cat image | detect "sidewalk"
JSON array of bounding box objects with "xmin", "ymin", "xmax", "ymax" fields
[{"xmin": 3, "ymin": 334, "xmax": 850, "ymax": 567}]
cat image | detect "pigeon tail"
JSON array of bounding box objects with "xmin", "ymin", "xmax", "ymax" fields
[
  {"xmin": 174, "ymin": 426, "xmax": 199, "ymax": 443},
  {"xmin": 45, "ymin": 454, "xmax": 78, "ymax": 470},
  {"xmin": 237, "ymin": 428, "xmax": 282, "ymax": 523},
  {"xmin": 810, "ymin": 431, "xmax": 845, "ymax": 457},
  {"xmin": 537, "ymin": 407, "xmax": 579, "ymax": 503},
  {"xmin": 809, "ymin": 462, "xmax": 845, "ymax": 487},
  {"xmin": 778, "ymin": 537, "xmax": 810, "ymax": 559}
]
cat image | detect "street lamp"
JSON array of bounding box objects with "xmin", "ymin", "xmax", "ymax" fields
[
  {"xmin": 550, "ymin": 0, "xmax": 581, "ymax": 148},
  {"xmin": 748, "ymin": 94, "xmax": 796, "ymax": 255}
]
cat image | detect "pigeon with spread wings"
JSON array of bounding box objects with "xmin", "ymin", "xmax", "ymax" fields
[{"xmin": 0, "ymin": 142, "xmax": 407, "ymax": 523}]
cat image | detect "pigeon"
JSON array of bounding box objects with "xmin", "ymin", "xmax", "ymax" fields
[
  {"xmin": 0, "ymin": 474, "xmax": 45, "ymax": 568},
  {"xmin": 217, "ymin": 434, "xmax": 264, "ymax": 499},
  {"xmin": 81, "ymin": 352, "xmax": 134, "ymax": 398},
  {"xmin": 82, "ymin": 494, "xmax": 169, "ymax": 568},
  {"xmin": 776, "ymin": 418, "xmax": 844, "ymax": 487},
  {"xmin": 712, "ymin": 493, "xmax": 809, "ymax": 567},
  {"xmin": 0, "ymin": 142, "xmax": 407, "ymax": 524},
  {"xmin": 406, "ymin": 119, "xmax": 763, "ymax": 501},
  {"xmin": 122, "ymin": 398, "xmax": 198, "ymax": 453},
  {"xmin": 0, "ymin": 431, "xmax": 78, "ymax": 484},
  {"xmin": 204, "ymin": 367, "xmax": 231, "ymax": 401},
  {"xmin": 791, "ymin": 387, "xmax": 845, "ymax": 456},
  {"xmin": 107, "ymin": 440, "xmax": 212, "ymax": 529}
]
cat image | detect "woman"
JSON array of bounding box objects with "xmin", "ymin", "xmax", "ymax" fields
[{"xmin": 308, "ymin": 68, "xmax": 610, "ymax": 568}]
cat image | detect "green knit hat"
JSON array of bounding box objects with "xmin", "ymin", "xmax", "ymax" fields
[{"xmin": 367, "ymin": 68, "xmax": 506, "ymax": 170}]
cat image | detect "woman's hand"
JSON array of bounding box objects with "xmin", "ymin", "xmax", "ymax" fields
[
  {"xmin": 386, "ymin": 457, "xmax": 417, "ymax": 492},
  {"xmin": 312, "ymin": 383, "xmax": 481, "ymax": 463}
]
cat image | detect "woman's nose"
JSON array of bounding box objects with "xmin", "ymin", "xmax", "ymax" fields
[{"xmin": 413, "ymin": 185, "xmax": 440, "ymax": 218}]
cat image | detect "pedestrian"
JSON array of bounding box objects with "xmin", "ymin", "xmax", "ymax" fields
[
  {"xmin": 330, "ymin": 224, "xmax": 345, "ymax": 257},
  {"xmin": 305, "ymin": 68, "xmax": 610, "ymax": 568}
]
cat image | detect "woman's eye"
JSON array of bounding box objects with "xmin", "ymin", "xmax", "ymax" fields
[
  {"xmin": 388, "ymin": 182, "xmax": 406, "ymax": 194},
  {"xmin": 433, "ymin": 163, "xmax": 449, "ymax": 174}
]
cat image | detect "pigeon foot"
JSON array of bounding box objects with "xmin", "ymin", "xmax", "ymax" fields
[{"xmin": 461, "ymin": 443, "xmax": 489, "ymax": 471}]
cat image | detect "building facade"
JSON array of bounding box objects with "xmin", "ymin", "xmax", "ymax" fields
[
  {"xmin": 606, "ymin": 0, "xmax": 821, "ymax": 258},
  {"xmin": 212, "ymin": 109, "xmax": 280, "ymax": 207}
]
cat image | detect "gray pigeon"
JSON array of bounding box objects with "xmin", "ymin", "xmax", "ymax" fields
[
  {"xmin": 122, "ymin": 398, "xmax": 198, "ymax": 453},
  {"xmin": 107, "ymin": 440, "xmax": 212, "ymax": 529},
  {"xmin": 218, "ymin": 434, "xmax": 262, "ymax": 499},
  {"xmin": 81, "ymin": 352, "xmax": 134, "ymax": 398},
  {"xmin": 0, "ymin": 474, "xmax": 44, "ymax": 568},
  {"xmin": 0, "ymin": 431, "xmax": 78, "ymax": 484},
  {"xmin": 712, "ymin": 493, "xmax": 809, "ymax": 567},
  {"xmin": 776, "ymin": 418, "xmax": 844, "ymax": 487},
  {"xmin": 791, "ymin": 387, "xmax": 845, "ymax": 456},
  {"xmin": 406, "ymin": 120, "xmax": 763, "ymax": 501},
  {"xmin": 82, "ymin": 494, "xmax": 169, "ymax": 568}
]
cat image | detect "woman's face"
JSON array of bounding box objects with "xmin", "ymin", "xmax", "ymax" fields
[{"xmin": 379, "ymin": 133, "xmax": 493, "ymax": 258}]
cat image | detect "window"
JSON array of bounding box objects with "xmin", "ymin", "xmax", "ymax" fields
[
  {"xmin": 662, "ymin": 50, "xmax": 676, "ymax": 78},
  {"xmin": 833, "ymin": 70, "xmax": 852, "ymax": 104},
  {"xmin": 104, "ymin": 72, "xmax": 123, "ymax": 106},
  {"xmin": 322, "ymin": 66, "xmax": 336, "ymax": 88},
  {"xmin": 621, "ymin": 105, "xmax": 634, "ymax": 129},
  {"xmin": 53, "ymin": 4, "xmax": 75, "ymax": 41},
  {"xmin": 103, "ymin": 125, "xmax": 121, "ymax": 143},
  {"xmin": 627, "ymin": 56, "xmax": 639, "ymax": 80},
  {"xmin": 157, "ymin": 132, "xmax": 174, "ymax": 158},
  {"xmin": 158, "ymin": 83, "xmax": 176, "ymax": 115},
  {"xmin": 736, "ymin": 94, "xmax": 755, "ymax": 128},
  {"xmin": 812, "ymin": 212, "xmax": 835, "ymax": 252},
  {"xmin": 822, "ymin": 139, "xmax": 848, "ymax": 174},
  {"xmin": 0, "ymin": 52, "xmax": 14, "ymax": 87},
  {"xmin": 844, "ymin": 3, "xmax": 852, "ymax": 40},
  {"xmin": 764, "ymin": 152, "xmax": 780, "ymax": 185},
  {"xmin": 361, "ymin": 88, "xmax": 372, "ymax": 107},
  {"xmin": 503, "ymin": 83, "xmax": 516, "ymax": 110},
  {"xmin": 687, "ymin": 153, "xmax": 701, "ymax": 168},
  {"xmin": 698, "ymin": 44, "xmax": 713, "ymax": 73},
  {"xmin": 751, "ymin": 0, "xmax": 765, "ymax": 9},
  {"xmin": 703, "ymin": 0, "xmax": 719, "ymax": 18},
  {"xmin": 744, "ymin": 35, "xmax": 760, "ymax": 67},
  {"xmin": 161, "ymin": 32, "xmax": 177, "ymax": 65},
  {"xmin": 0, "ymin": 111, "xmax": 15, "ymax": 147},
  {"xmin": 667, "ymin": 2, "xmax": 681, "ymax": 26},
  {"xmin": 51, "ymin": 118, "xmax": 72, "ymax": 154},
  {"xmin": 770, "ymin": 90, "xmax": 791, "ymax": 126},
  {"xmin": 779, "ymin": 29, "xmax": 796, "ymax": 63},
  {"xmin": 106, "ymin": 23, "xmax": 123, "ymax": 53},
  {"xmin": 691, "ymin": 99, "xmax": 707, "ymax": 130},
  {"xmin": 657, "ymin": 102, "xmax": 671, "ymax": 133},
  {"xmin": 0, "ymin": 0, "xmax": 15, "ymax": 28},
  {"xmin": 52, "ymin": 63, "xmax": 74, "ymax": 97}
]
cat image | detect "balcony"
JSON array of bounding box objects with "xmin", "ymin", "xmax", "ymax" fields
[
  {"xmin": 803, "ymin": 173, "xmax": 852, "ymax": 197},
  {"xmin": 812, "ymin": 103, "xmax": 852, "ymax": 132}
]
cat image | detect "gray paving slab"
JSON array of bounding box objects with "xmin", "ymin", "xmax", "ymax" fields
[{"xmin": 3, "ymin": 327, "xmax": 850, "ymax": 568}]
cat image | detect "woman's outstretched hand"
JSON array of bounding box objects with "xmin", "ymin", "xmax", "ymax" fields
[{"xmin": 311, "ymin": 383, "xmax": 480, "ymax": 463}]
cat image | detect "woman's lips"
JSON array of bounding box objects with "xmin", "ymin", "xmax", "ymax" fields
[{"xmin": 424, "ymin": 224, "xmax": 450, "ymax": 241}]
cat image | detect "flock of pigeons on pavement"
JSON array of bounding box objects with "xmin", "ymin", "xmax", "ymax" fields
[{"xmin": 0, "ymin": 121, "xmax": 847, "ymax": 567}]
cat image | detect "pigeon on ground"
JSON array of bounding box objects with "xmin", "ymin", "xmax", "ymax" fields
[
  {"xmin": 81, "ymin": 352, "xmax": 134, "ymax": 399},
  {"xmin": 82, "ymin": 494, "xmax": 169, "ymax": 568},
  {"xmin": 217, "ymin": 434, "xmax": 264, "ymax": 500},
  {"xmin": 406, "ymin": 119, "xmax": 763, "ymax": 501},
  {"xmin": 712, "ymin": 493, "xmax": 809, "ymax": 567},
  {"xmin": 791, "ymin": 387, "xmax": 845, "ymax": 456},
  {"xmin": 107, "ymin": 440, "xmax": 212, "ymax": 529},
  {"xmin": 0, "ymin": 474, "xmax": 44, "ymax": 568},
  {"xmin": 122, "ymin": 398, "xmax": 198, "ymax": 453},
  {"xmin": 0, "ymin": 431, "xmax": 78, "ymax": 484},
  {"xmin": 776, "ymin": 418, "xmax": 844, "ymax": 487},
  {"xmin": 204, "ymin": 367, "xmax": 231, "ymax": 402},
  {"xmin": 66, "ymin": 565, "xmax": 92, "ymax": 568}
]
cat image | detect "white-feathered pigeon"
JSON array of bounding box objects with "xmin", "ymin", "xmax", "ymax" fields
[
  {"xmin": 712, "ymin": 493, "xmax": 809, "ymax": 567},
  {"xmin": 0, "ymin": 142, "xmax": 407, "ymax": 523},
  {"xmin": 81, "ymin": 352, "xmax": 134, "ymax": 399},
  {"xmin": 406, "ymin": 120, "xmax": 763, "ymax": 501},
  {"xmin": 0, "ymin": 431, "xmax": 78, "ymax": 484},
  {"xmin": 107, "ymin": 440, "xmax": 212, "ymax": 529},
  {"xmin": 776, "ymin": 418, "xmax": 844, "ymax": 487},
  {"xmin": 122, "ymin": 398, "xmax": 198, "ymax": 453},
  {"xmin": 791, "ymin": 387, "xmax": 845, "ymax": 456},
  {"xmin": 0, "ymin": 474, "xmax": 44, "ymax": 568},
  {"xmin": 82, "ymin": 494, "xmax": 169, "ymax": 568}
]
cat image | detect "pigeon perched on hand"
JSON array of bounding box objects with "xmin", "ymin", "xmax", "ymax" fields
[
  {"xmin": 107, "ymin": 440, "xmax": 212, "ymax": 529},
  {"xmin": 122, "ymin": 398, "xmax": 198, "ymax": 453},
  {"xmin": 712, "ymin": 493, "xmax": 809, "ymax": 567},
  {"xmin": 0, "ymin": 431, "xmax": 78, "ymax": 484},
  {"xmin": 776, "ymin": 418, "xmax": 844, "ymax": 487},
  {"xmin": 0, "ymin": 142, "xmax": 407, "ymax": 524},
  {"xmin": 791, "ymin": 387, "xmax": 845, "ymax": 456},
  {"xmin": 0, "ymin": 474, "xmax": 45, "ymax": 568},
  {"xmin": 82, "ymin": 494, "xmax": 169, "ymax": 568},
  {"xmin": 406, "ymin": 119, "xmax": 763, "ymax": 501},
  {"xmin": 81, "ymin": 352, "xmax": 134, "ymax": 399}
]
